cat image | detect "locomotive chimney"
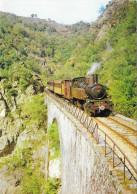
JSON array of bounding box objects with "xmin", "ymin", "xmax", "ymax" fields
[
  {"xmin": 93, "ymin": 74, "xmax": 98, "ymax": 83},
  {"xmin": 85, "ymin": 74, "xmax": 98, "ymax": 84}
]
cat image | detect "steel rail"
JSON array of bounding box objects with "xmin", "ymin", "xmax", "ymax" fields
[
  {"xmin": 93, "ymin": 117, "xmax": 136, "ymax": 150},
  {"xmin": 107, "ymin": 117, "xmax": 136, "ymax": 133}
]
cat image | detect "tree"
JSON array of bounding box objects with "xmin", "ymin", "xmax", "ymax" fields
[
  {"xmin": 31, "ymin": 14, "xmax": 37, "ymax": 18},
  {"xmin": 31, "ymin": 14, "xmax": 35, "ymax": 18}
]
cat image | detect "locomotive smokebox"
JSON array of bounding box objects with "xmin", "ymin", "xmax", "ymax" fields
[{"xmin": 86, "ymin": 84, "xmax": 106, "ymax": 100}]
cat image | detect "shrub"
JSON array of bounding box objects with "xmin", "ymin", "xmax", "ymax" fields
[
  {"xmin": 7, "ymin": 88, "xmax": 18, "ymax": 100},
  {"xmin": 23, "ymin": 94, "xmax": 47, "ymax": 129},
  {"xmin": 44, "ymin": 178, "xmax": 61, "ymax": 194},
  {"xmin": 47, "ymin": 123, "xmax": 60, "ymax": 160}
]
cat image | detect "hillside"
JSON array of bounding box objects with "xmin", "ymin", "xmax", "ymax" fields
[
  {"xmin": 1, "ymin": 12, "xmax": 92, "ymax": 89},
  {"xmin": 0, "ymin": 0, "xmax": 136, "ymax": 192},
  {"xmin": 52, "ymin": 0, "xmax": 136, "ymax": 118}
]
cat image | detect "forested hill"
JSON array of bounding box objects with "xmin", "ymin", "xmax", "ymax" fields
[
  {"xmin": 0, "ymin": 11, "xmax": 91, "ymax": 84},
  {"xmin": 0, "ymin": 0, "xmax": 136, "ymax": 119}
]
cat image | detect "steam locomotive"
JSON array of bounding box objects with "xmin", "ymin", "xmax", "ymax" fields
[{"xmin": 47, "ymin": 74, "xmax": 113, "ymax": 116}]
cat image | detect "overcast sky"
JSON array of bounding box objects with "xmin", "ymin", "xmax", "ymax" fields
[{"xmin": 0, "ymin": 0, "xmax": 110, "ymax": 25}]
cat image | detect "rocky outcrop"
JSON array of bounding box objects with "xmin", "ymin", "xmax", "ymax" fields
[
  {"xmin": 0, "ymin": 73, "xmax": 44, "ymax": 157},
  {"xmin": 0, "ymin": 128, "xmax": 47, "ymax": 193},
  {"xmin": 0, "ymin": 72, "xmax": 45, "ymax": 193},
  {"xmin": 91, "ymin": 0, "xmax": 129, "ymax": 40},
  {"xmin": 0, "ymin": 165, "xmax": 23, "ymax": 194}
]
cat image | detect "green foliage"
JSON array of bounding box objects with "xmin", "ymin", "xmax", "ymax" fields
[
  {"xmin": 7, "ymin": 88, "xmax": 18, "ymax": 100},
  {"xmin": 19, "ymin": 134, "xmax": 48, "ymax": 193},
  {"xmin": 0, "ymin": 131, "xmax": 47, "ymax": 192},
  {"xmin": 3, "ymin": 82, "xmax": 12, "ymax": 89},
  {"xmin": 99, "ymin": 1, "xmax": 136, "ymax": 118},
  {"xmin": 44, "ymin": 178, "xmax": 61, "ymax": 194},
  {"xmin": 15, "ymin": 105, "xmax": 22, "ymax": 116},
  {"xmin": 21, "ymin": 167, "xmax": 43, "ymax": 194},
  {"xmin": 47, "ymin": 123, "xmax": 60, "ymax": 160},
  {"xmin": 12, "ymin": 148, "xmax": 32, "ymax": 170},
  {"xmin": 0, "ymin": 145, "xmax": 33, "ymax": 171},
  {"xmin": 23, "ymin": 94, "xmax": 47, "ymax": 129},
  {"xmin": 19, "ymin": 46, "xmax": 27, "ymax": 56},
  {"xmin": 19, "ymin": 78, "xmax": 29, "ymax": 90},
  {"xmin": 10, "ymin": 65, "xmax": 35, "ymax": 91}
]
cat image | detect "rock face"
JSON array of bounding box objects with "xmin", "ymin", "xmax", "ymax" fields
[
  {"xmin": 0, "ymin": 72, "xmax": 44, "ymax": 144},
  {"xmin": 0, "ymin": 166, "xmax": 23, "ymax": 194},
  {"xmin": 0, "ymin": 128, "xmax": 47, "ymax": 194},
  {"xmin": 91, "ymin": 0, "xmax": 129, "ymax": 40},
  {"xmin": 0, "ymin": 73, "xmax": 45, "ymax": 193}
]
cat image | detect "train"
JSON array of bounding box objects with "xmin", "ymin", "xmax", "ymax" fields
[{"xmin": 47, "ymin": 74, "xmax": 113, "ymax": 116}]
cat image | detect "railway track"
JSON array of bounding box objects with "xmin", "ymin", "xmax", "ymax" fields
[
  {"xmin": 107, "ymin": 116, "xmax": 136, "ymax": 133},
  {"xmin": 92, "ymin": 116, "xmax": 137, "ymax": 180},
  {"xmin": 94, "ymin": 116, "xmax": 136, "ymax": 149}
]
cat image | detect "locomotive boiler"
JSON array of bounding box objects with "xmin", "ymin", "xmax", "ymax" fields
[{"xmin": 47, "ymin": 74, "xmax": 113, "ymax": 116}]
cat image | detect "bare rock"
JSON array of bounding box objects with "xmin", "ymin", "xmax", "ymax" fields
[
  {"xmin": 25, "ymin": 85, "xmax": 36, "ymax": 96},
  {"xmin": 0, "ymin": 180, "xmax": 10, "ymax": 194}
]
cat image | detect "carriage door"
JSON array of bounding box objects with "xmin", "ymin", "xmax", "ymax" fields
[{"xmin": 64, "ymin": 80, "xmax": 71, "ymax": 99}]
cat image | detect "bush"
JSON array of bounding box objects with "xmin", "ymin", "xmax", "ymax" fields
[
  {"xmin": 21, "ymin": 167, "xmax": 42, "ymax": 194},
  {"xmin": 47, "ymin": 123, "xmax": 60, "ymax": 159},
  {"xmin": 7, "ymin": 88, "xmax": 18, "ymax": 100},
  {"xmin": 23, "ymin": 94, "xmax": 47, "ymax": 129},
  {"xmin": 3, "ymin": 82, "xmax": 12, "ymax": 89},
  {"xmin": 44, "ymin": 178, "xmax": 61, "ymax": 194}
]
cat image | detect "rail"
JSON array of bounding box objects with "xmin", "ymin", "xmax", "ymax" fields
[{"xmin": 45, "ymin": 89, "xmax": 137, "ymax": 182}]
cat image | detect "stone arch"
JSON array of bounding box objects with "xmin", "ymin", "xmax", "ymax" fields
[{"xmin": 49, "ymin": 108, "xmax": 61, "ymax": 132}]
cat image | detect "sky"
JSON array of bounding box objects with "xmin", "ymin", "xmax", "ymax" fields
[{"xmin": 0, "ymin": 0, "xmax": 110, "ymax": 25}]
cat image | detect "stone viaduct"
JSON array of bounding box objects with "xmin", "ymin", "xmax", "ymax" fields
[{"xmin": 45, "ymin": 91, "xmax": 123, "ymax": 194}]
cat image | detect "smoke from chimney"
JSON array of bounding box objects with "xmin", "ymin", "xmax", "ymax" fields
[{"xmin": 87, "ymin": 62, "xmax": 101, "ymax": 76}]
